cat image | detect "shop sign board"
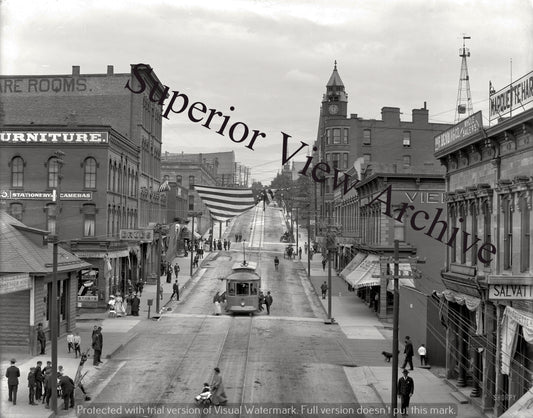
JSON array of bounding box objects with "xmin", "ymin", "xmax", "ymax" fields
[
  {"xmin": 434, "ymin": 111, "xmax": 483, "ymax": 152},
  {"xmin": 0, "ymin": 273, "xmax": 31, "ymax": 294},
  {"xmin": 119, "ymin": 229, "xmax": 154, "ymax": 242},
  {"xmin": 488, "ymin": 276, "xmax": 533, "ymax": 300},
  {"xmin": 0, "ymin": 190, "xmax": 93, "ymax": 200},
  {"xmin": 77, "ymin": 295, "xmax": 98, "ymax": 302},
  {"xmin": 0, "ymin": 131, "xmax": 108, "ymax": 143},
  {"xmin": 489, "ymin": 70, "xmax": 533, "ymax": 121}
]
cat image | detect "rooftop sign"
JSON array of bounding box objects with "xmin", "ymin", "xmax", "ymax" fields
[
  {"xmin": 0, "ymin": 132, "xmax": 108, "ymax": 143},
  {"xmin": 489, "ymin": 70, "xmax": 533, "ymax": 122},
  {"xmin": 434, "ymin": 111, "xmax": 482, "ymax": 152}
]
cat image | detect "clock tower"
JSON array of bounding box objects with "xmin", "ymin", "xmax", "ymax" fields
[{"xmin": 322, "ymin": 60, "xmax": 348, "ymax": 117}]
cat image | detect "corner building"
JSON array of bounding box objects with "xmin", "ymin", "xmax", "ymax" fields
[
  {"xmin": 434, "ymin": 106, "xmax": 533, "ymax": 416},
  {"xmin": 0, "ymin": 64, "xmax": 168, "ymax": 308}
]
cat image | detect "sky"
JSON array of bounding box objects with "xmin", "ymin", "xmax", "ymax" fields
[{"xmin": 1, "ymin": 0, "xmax": 532, "ymax": 184}]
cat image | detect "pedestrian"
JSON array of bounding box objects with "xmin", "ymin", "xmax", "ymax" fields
[
  {"xmin": 5, "ymin": 358, "xmax": 20, "ymax": 405},
  {"xmin": 258, "ymin": 291, "xmax": 265, "ymax": 312},
  {"xmin": 211, "ymin": 367, "xmax": 228, "ymax": 406},
  {"xmin": 397, "ymin": 369, "xmax": 414, "ymax": 416},
  {"xmin": 374, "ymin": 293, "xmax": 379, "ymax": 312},
  {"xmin": 304, "ymin": 241, "xmax": 308, "ymax": 254},
  {"xmin": 265, "ymin": 291, "xmax": 273, "ymax": 315},
  {"xmin": 73, "ymin": 332, "xmax": 82, "ymax": 358},
  {"xmin": 92, "ymin": 326, "xmax": 103, "ymax": 366},
  {"xmin": 213, "ymin": 291, "xmax": 222, "ymax": 315},
  {"xmin": 171, "ymin": 280, "xmax": 180, "ymax": 301},
  {"xmin": 115, "ymin": 293, "xmax": 126, "ymax": 317},
  {"xmin": 58, "ymin": 372, "xmax": 75, "ymax": 410},
  {"xmin": 223, "ymin": 239, "xmax": 227, "ymax": 250},
  {"xmin": 322, "ymin": 257, "xmax": 327, "ymax": 271},
  {"xmin": 418, "ymin": 344, "xmax": 427, "ymax": 366},
  {"xmin": 321, "ymin": 281, "xmax": 328, "ymax": 299},
  {"xmin": 194, "ymin": 253, "xmax": 199, "ymax": 268},
  {"xmin": 37, "ymin": 322, "xmax": 46, "ymax": 354},
  {"xmin": 166, "ymin": 265, "xmax": 172, "ymax": 284},
  {"xmin": 401, "ymin": 336, "xmax": 414, "ymax": 371},
  {"xmin": 174, "ymin": 263, "xmax": 180, "ymax": 278},
  {"xmin": 227, "ymin": 240, "xmax": 231, "ymax": 250},
  {"xmin": 299, "ymin": 247, "xmax": 302, "ymax": 259},
  {"xmin": 35, "ymin": 361, "xmax": 43, "ymax": 401},
  {"xmin": 159, "ymin": 284, "xmax": 164, "ymax": 300},
  {"xmin": 131, "ymin": 294, "xmax": 140, "ymax": 316},
  {"xmin": 137, "ymin": 279, "xmax": 144, "ymax": 296},
  {"xmin": 67, "ymin": 332, "xmax": 74, "ymax": 353},
  {"xmin": 126, "ymin": 291, "xmax": 133, "ymax": 315},
  {"xmin": 217, "ymin": 240, "xmax": 222, "ymax": 250},
  {"xmin": 27, "ymin": 366, "xmax": 37, "ymax": 405},
  {"xmin": 43, "ymin": 369, "xmax": 52, "ymax": 408},
  {"xmin": 274, "ymin": 256, "xmax": 279, "ymax": 271}
]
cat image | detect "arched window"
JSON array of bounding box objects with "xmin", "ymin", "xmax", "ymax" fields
[
  {"xmin": 82, "ymin": 204, "xmax": 96, "ymax": 237},
  {"xmin": 84, "ymin": 157, "xmax": 97, "ymax": 189},
  {"xmin": 48, "ymin": 157, "xmax": 60, "ymax": 188},
  {"xmin": 11, "ymin": 157, "xmax": 24, "ymax": 188},
  {"xmin": 10, "ymin": 202, "xmax": 23, "ymax": 221}
]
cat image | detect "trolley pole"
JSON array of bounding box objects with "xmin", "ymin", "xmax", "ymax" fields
[
  {"xmin": 391, "ymin": 239, "xmax": 400, "ymax": 417},
  {"xmin": 307, "ymin": 208, "xmax": 311, "ymax": 279}
]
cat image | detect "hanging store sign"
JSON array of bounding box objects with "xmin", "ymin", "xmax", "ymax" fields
[
  {"xmin": 0, "ymin": 131, "xmax": 108, "ymax": 143},
  {"xmin": 0, "ymin": 190, "xmax": 93, "ymax": 200},
  {"xmin": 488, "ymin": 276, "xmax": 533, "ymax": 300},
  {"xmin": 489, "ymin": 70, "xmax": 533, "ymax": 122},
  {"xmin": 434, "ymin": 111, "xmax": 483, "ymax": 152},
  {"xmin": 0, "ymin": 274, "xmax": 31, "ymax": 295},
  {"xmin": 119, "ymin": 229, "xmax": 154, "ymax": 242}
]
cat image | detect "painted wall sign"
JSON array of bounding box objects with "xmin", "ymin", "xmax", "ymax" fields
[
  {"xmin": 0, "ymin": 131, "xmax": 108, "ymax": 143},
  {"xmin": 489, "ymin": 70, "xmax": 533, "ymax": 121},
  {"xmin": 434, "ymin": 111, "xmax": 483, "ymax": 152},
  {"xmin": 0, "ymin": 273, "xmax": 31, "ymax": 294},
  {"xmin": 404, "ymin": 191, "xmax": 445, "ymax": 204},
  {"xmin": 0, "ymin": 77, "xmax": 88, "ymax": 94},
  {"xmin": 119, "ymin": 229, "xmax": 154, "ymax": 242},
  {"xmin": 0, "ymin": 190, "xmax": 93, "ymax": 200}
]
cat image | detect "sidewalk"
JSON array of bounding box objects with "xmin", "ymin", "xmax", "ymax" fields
[
  {"xmin": 301, "ymin": 252, "xmax": 486, "ymax": 418},
  {"xmin": 0, "ymin": 251, "xmax": 211, "ymax": 418}
]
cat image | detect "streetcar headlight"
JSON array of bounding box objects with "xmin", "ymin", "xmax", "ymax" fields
[{"xmin": 241, "ymin": 300, "xmax": 245, "ymax": 307}]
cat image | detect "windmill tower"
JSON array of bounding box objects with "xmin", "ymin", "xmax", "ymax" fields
[{"xmin": 455, "ymin": 35, "xmax": 473, "ymax": 122}]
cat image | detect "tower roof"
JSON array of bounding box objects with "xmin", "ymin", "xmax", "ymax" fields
[{"xmin": 326, "ymin": 61, "xmax": 344, "ymax": 87}]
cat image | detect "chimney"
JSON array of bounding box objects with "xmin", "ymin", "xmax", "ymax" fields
[
  {"xmin": 107, "ymin": 65, "xmax": 114, "ymax": 75},
  {"xmin": 381, "ymin": 107, "xmax": 400, "ymax": 126},
  {"xmin": 412, "ymin": 103, "xmax": 429, "ymax": 124},
  {"xmin": 72, "ymin": 66, "xmax": 80, "ymax": 76}
]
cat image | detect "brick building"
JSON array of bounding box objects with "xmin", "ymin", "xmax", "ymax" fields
[
  {"xmin": 434, "ymin": 103, "xmax": 533, "ymax": 416},
  {"xmin": 0, "ymin": 211, "xmax": 89, "ymax": 354},
  {"xmin": 0, "ymin": 64, "xmax": 168, "ymax": 306}
]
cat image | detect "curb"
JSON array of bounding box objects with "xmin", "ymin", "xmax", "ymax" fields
[{"xmin": 105, "ymin": 332, "xmax": 139, "ymax": 359}]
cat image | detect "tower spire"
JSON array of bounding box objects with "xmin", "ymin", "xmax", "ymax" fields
[{"xmin": 455, "ymin": 35, "xmax": 473, "ymax": 122}]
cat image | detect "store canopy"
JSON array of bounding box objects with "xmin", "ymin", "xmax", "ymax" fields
[
  {"xmin": 498, "ymin": 387, "xmax": 533, "ymax": 417},
  {"xmin": 339, "ymin": 252, "xmax": 367, "ymax": 279},
  {"xmin": 501, "ymin": 306, "xmax": 533, "ymax": 375},
  {"xmin": 386, "ymin": 263, "xmax": 415, "ymax": 291},
  {"xmin": 345, "ymin": 254, "xmax": 380, "ymax": 289}
]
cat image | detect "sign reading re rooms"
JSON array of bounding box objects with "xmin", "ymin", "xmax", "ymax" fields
[{"xmin": 1, "ymin": 132, "xmax": 108, "ymax": 143}]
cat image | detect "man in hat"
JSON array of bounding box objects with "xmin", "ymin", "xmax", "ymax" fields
[
  {"xmin": 58, "ymin": 371, "xmax": 75, "ymax": 410},
  {"xmin": 37, "ymin": 322, "xmax": 46, "ymax": 354},
  {"xmin": 401, "ymin": 336, "xmax": 414, "ymax": 371},
  {"xmin": 397, "ymin": 369, "xmax": 414, "ymax": 416},
  {"xmin": 92, "ymin": 326, "xmax": 103, "ymax": 365},
  {"xmin": 5, "ymin": 358, "xmax": 20, "ymax": 405}
]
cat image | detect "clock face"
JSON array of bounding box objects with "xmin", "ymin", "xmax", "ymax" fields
[{"xmin": 328, "ymin": 104, "xmax": 339, "ymax": 115}]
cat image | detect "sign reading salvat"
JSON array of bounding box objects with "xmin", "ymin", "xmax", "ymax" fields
[
  {"xmin": 488, "ymin": 276, "xmax": 533, "ymax": 300},
  {"xmin": 0, "ymin": 132, "xmax": 108, "ymax": 143}
]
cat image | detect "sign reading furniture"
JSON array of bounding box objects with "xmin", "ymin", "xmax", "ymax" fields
[{"xmin": 0, "ymin": 132, "xmax": 109, "ymax": 143}]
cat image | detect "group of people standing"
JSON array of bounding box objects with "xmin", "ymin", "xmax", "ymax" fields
[
  {"xmin": 258, "ymin": 291, "xmax": 274, "ymax": 315},
  {"xmin": 108, "ymin": 291, "xmax": 141, "ymax": 317}
]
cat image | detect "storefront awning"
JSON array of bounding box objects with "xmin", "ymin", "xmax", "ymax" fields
[
  {"xmin": 339, "ymin": 252, "xmax": 366, "ymax": 279},
  {"xmin": 386, "ymin": 263, "xmax": 415, "ymax": 291},
  {"xmin": 501, "ymin": 306, "xmax": 533, "ymax": 375},
  {"xmin": 498, "ymin": 387, "xmax": 533, "ymax": 417},
  {"xmin": 345, "ymin": 254, "xmax": 380, "ymax": 289},
  {"xmin": 74, "ymin": 249, "xmax": 130, "ymax": 259}
]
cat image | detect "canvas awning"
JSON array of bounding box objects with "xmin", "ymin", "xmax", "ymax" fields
[
  {"xmin": 386, "ymin": 263, "xmax": 415, "ymax": 291},
  {"xmin": 339, "ymin": 252, "xmax": 366, "ymax": 279},
  {"xmin": 498, "ymin": 387, "xmax": 533, "ymax": 417},
  {"xmin": 345, "ymin": 254, "xmax": 381, "ymax": 288}
]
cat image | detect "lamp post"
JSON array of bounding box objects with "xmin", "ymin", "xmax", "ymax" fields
[{"xmin": 50, "ymin": 150, "xmax": 64, "ymax": 415}]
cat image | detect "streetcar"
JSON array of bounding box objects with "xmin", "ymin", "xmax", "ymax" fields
[{"xmin": 225, "ymin": 261, "xmax": 261, "ymax": 314}]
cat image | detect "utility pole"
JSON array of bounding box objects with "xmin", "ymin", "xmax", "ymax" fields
[
  {"xmin": 307, "ymin": 209, "xmax": 311, "ymax": 278},
  {"xmin": 324, "ymin": 217, "xmax": 339, "ymax": 324},
  {"xmin": 155, "ymin": 224, "xmax": 161, "ymax": 314},
  {"xmin": 295, "ymin": 207, "xmax": 299, "ymax": 257},
  {"xmin": 391, "ymin": 239, "xmax": 400, "ymax": 417},
  {"xmin": 50, "ymin": 150, "xmax": 64, "ymax": 415}
]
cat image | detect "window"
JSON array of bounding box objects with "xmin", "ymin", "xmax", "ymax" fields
[
  {"xmin": 82, "ymin": 204, "xmax": 96, "ymax": 237},
  {"xmin": 188, "ymin": 195, "xmax": 195, "ymax": 211},
  {"xmin": 394, "ymin": 219, "xmax": 405, "ymax": 241},
  {"xmin": 363, "ymin": 129, "xmax": 371, "ymax": 145},
  {"xmin": 342, "ymin": 153, "xmax": 349, "ymax": 170},
  {"xmin": 84, "ymin": 157, "xmax": 97, "ymax": 189},
  {"xmin": 403, "ymin": 155, "xmax": 411, "ymax": 167},
  {"xmin": 519, "ymin": 196, "xmax": 530, "ymax": 272},
  {"xmin": 331, "ymin": 153, "xmax": 339, "ymax": 169},
  {"xmin": 471, "ymin": 202, "xmax": 478, "ymax": 264},
  {"xmin": 363, "ymin": 153, "xmax": 371, "ymax": 163},
  {"xmin": 450, "ymin": 207, "xmax": 457, "ymax": 263},
  {"xmin": 482, "ymin": 201, "xmax": 492, "ymax": 267},
  {"xmin": 459, "ymin": 205, "xmax": 466, "ymax": 264},
  {"xmin": 403, "ymin": 131, "xmax": 411, "ymax": 147},
  {"xmin": 48, "ymin": 157, "xmax": 60, "ymax": 188},
  {"xmin": 176, "ymin": 175, "xmax": 182, "ymax": 185},
  {"xmin": 236, "ymin": 282, "xmax": 250, "ymax": 295},
  {"xmin": 503, "ymin": 197, "xmax": 513, "ymax": 270},
  {"xmin": 332, "ymin": 128, "xmax": 341, "ymax": 144},
  {"xmin": 343, "ymin": 128, "xmax": 349, "ymax": 144},
  {"xmin": 189, "ymin": 175, "xmax": 195, "ymax": 190},
  {"xmin": 10, "ymin": 203, "xmax": 23, "ymax": 221},
  {"xmin": 11, "ymin": 157, "xmax": 24, "ymax": 188},
  {"xmin": 46, "ymin": 203, "xmax": 57, "ymax": 235},
  {"xmin": 326, "ymin": 129, "xmax": 332, "ymax": 145}
]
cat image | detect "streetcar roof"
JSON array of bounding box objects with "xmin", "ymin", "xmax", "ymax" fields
[
  {"xmin": 231, "ymin": 261, "xmax": 257, "ymax": 271},
  {"xmin": 226, "ymin": 271, "xmax": 261, "ymax": 282}
]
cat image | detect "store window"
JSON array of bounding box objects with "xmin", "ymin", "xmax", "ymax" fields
[
  {"xmin": 84, "ymin": 157, "xmax": 97, "ymax": 189},
  {"xmin": 11, "ymin": 156, "xmax": 24, "ymax": 188},
  {"xmin": 47, "ymin": 157, "xmax": 60, "ymax": 188},
  {"xmin": 82, "ymin": 204, "xmax": 96, "ymax": 237}
]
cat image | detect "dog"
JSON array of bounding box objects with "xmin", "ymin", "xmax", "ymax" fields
[{"xmin": 381, "ymin": 350, "xmax": 400, "ymax": 362}]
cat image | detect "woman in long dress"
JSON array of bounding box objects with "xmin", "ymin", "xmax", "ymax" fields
[
  {"xmin": 115, "ymin": 293, "xmax": 126, "ymax": 317},
  {"xmin": 211, "ymin": 367, "xmax": 227, "ymax": 405},
  {"xmin": 213, "ymin": 292, "xmax": 222, "ymax": 315}
]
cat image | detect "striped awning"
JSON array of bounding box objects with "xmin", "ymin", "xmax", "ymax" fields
[
  {"xmin": 345, "ymin": 254, "xmax": 380, "ymax": 288},
  {"xmin": 194, "ymin": 185, "xmax": 256, "ymax": 222}
]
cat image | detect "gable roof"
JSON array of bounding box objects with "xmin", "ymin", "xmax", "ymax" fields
[{"xmin": 0, "ymin": 211, "xmax": 90, "ymax": 274}]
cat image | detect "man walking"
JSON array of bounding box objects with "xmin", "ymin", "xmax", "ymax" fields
[
  {"xmin": 171, "ymin": 280, "xmax": 180, "ymax": 301},
  {"xmin": 174, "ymin": 263, "xmax": 180, "ymax": 279},
  {"xmin": 37, "ymin": 322, "xmax": 46, "ymax": 354},
  {"xmin": 28, "ymin": 367, "xmax": 37, "ymax": 405},
  {"xmin": 397, "ymin": 369, "xmax": 414, "ymax": 416},
  {"xmin": 265, "ymin": 291, "xmax": 273, "ymax": 315},
  {"xmin": 274, "ymin": 256, "xmax": 279, "ymax": 271},
  {"xmin": 5, "ymin": 358, "xmax": 20, "ymax": 405},
  {"xmin": 321, "ymin": 281, "xmax": 328, "ymax": 299},
  {"xmin": 402, "ymin": 336, "xmax": 414, "ymax": 371},
  {"xmin": 92, "ymin": 326, "xmax": 103, "ymax": 366},
  {"xmin": 35, "ymin": 361, "xmax": 43, "ymax": 401},
  {"xmin": 131, "ymin": 294, "xmax": 140, "ymax": 316}
]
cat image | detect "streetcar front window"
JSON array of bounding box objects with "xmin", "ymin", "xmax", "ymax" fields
[
  {"xmin": 250, "ymin": 283, "xmax": 258, "ymax": 295},
  {"xmin": 228, "ymin": 282, "xmax": 235, "ymax": 295},
  {"xmin": 236, "ymin": 283, "xmax": 249, "ymax": 295}
]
